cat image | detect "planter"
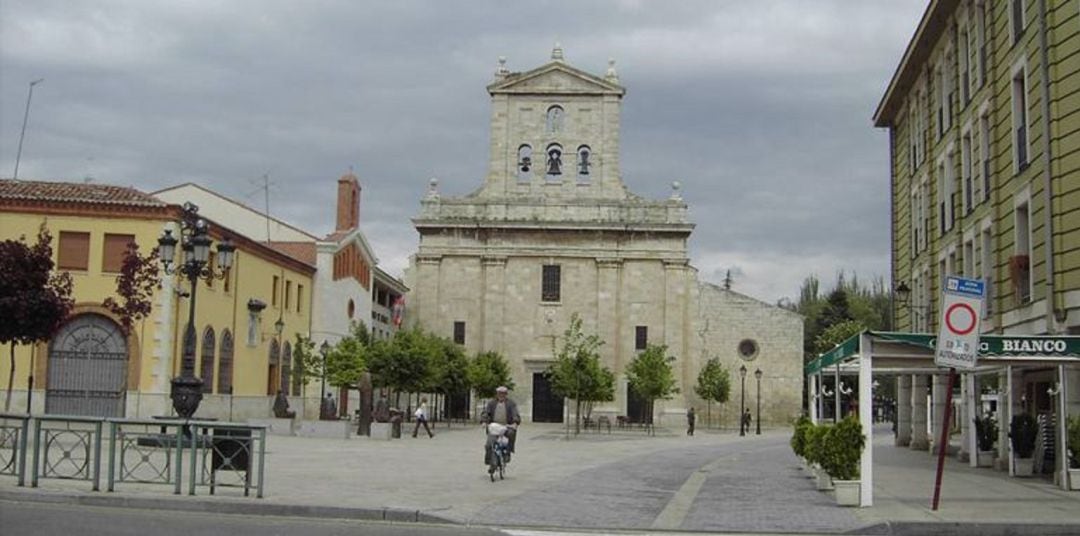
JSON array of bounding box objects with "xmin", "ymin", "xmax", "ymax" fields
[
  {"xmin": 833, "ymin": 479, "xmax": 860, "ymax": 506},
  {"xmin": 815, "ymin": 467, "xmax": 833, "ymax": 491},
  {"xmin": 976, "ymin": 450, "xmax": 995, "ymax": 468},
  {"xmin": 1014, "ymin": 456, "xmax": 1034, "ymax": 477},
  {"xmin": 1069, "ymin": 469, "xmax": 1080, "ymax": 491}
]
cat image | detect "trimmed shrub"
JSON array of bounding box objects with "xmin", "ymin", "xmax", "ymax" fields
[
  {"xmin": 804, "ymin": 423, "xmax": 830, "ymax": 467},
  {"xmin": 822, "ymin": 416, "xmax": 865, "ymax": 481},
  {"xmin": 974, "ymin": 415, "xmax": 997, "ymax": 452},
  {"xmin": 790, "ymin": 415, "xmax": 812, "ymax": 459},
  {"xmin": 1068, "ymin": 415, "xmax": 1080, "ymax": 469},
  {"xmin": 1009, "ymin": 413, "xmax": 1038, "ymax": 459}
]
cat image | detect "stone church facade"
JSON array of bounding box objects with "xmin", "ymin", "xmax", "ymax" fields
[{"xmin": 407, "ymin": 46, "xmax": 802, "ymax": 426}]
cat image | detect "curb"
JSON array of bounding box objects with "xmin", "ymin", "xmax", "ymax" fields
[
  {"xmin": 850, "ymin": 522, "xmax": 1080, "ymax": 536},
  {"xmin": 0, "ymin": 489, "xmax": 456, "ymax": 525}
]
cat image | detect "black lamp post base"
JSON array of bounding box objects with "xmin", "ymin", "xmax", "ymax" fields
[{"xmin": 171, "ymin": 376, "xmax": 204, "ymax": 419}]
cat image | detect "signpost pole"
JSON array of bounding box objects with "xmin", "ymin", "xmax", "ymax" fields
[{"xmin": 931, "ymin": 367, "xmax": 957, "ymax": 511}]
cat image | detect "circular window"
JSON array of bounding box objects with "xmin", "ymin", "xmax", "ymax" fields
[
  {"xmin": 347, "ymin": 299, "xmax": 355, "ymax": 319},
  {"xmin": 738, "ymin": 339, "xmax": 759, "ymax": 361}
]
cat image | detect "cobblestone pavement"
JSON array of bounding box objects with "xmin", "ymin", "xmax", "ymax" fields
[{"xmin": 469, "ymin": 431, "xmax": 865, "ymax": 533}]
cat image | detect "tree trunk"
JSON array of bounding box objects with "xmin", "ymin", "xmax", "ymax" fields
[
  {"xmin": 5, "ymin": 343, "xmax": 15, "ymax": 412},
  {"xmin": 575, "ymin": 398, "xmax": 582, "ymax": 435}
]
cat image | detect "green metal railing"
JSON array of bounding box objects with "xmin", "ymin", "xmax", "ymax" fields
[
  {"xmin": 0, "ymin": 415, "xmax": 267, "ymax": 498},
  {"xmin": 0, "ymin": 413, "xmax": 30, "ymax": 486}
]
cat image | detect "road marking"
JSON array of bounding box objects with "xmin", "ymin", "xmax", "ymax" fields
[{"xmin": 650, "ymin": 456, "xmax": 731, "ymax": 530}]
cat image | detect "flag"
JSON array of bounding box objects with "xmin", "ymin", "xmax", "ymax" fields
[{"xmin": 391, "ymin": 296, "xmax": 405, "ymax": 327}]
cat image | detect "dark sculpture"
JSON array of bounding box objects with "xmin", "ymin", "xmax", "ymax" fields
[
  {"xmin": 319, "ymin": 393, "xmax": 337, "ymax": 420},
  {"xmin": 358, "ymin": 372, "xmax": 373, "ymax": 436},
  {"xmin": 373, "ymin": 392, "xmax": 390, "ymax": 423},
  {"xmin": 272, "ymin": 390, "xmax": 296, "ymax": 419}
]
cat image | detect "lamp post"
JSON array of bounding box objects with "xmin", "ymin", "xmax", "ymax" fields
[
  {"xmin": 13, "ymin": 78, "xmax": 44, "ymax": 181},
  {"xmin": 739, "ymin": 364, "xmax": 747, "ymax": 436},
  {"xmin": 159, "ymin": 202, "xmax": 235, "ymax": 418},
  {"xmin": 319, "ymin": 340, "xmax": 331, "ymax": 420},
  {"xmin": 895, "ymin": 281, "xmax": 911, "ymax": 331},
  {"xmin": 755, "ymin": 368, "xmax": 762, "ymax": 435}
]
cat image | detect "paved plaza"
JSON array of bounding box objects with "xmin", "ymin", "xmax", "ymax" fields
[{"xmin": 2, "ymin": 422, "xmax": 1078, "ymax": 534}]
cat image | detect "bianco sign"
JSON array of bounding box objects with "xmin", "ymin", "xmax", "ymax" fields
[{"xmin": 935, "ymin": 276, "xmax": 986, "ymax": 370}]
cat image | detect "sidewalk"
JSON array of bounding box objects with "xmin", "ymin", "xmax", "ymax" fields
[{"xmin": 2, "ymin": 421, "xmax": 1078, "ymax": 534}]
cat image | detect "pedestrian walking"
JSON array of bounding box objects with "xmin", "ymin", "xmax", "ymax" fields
[
  {"xmin": 742, "ymin": 407, "xmax": 752, "ymax": 434},
  {"xmin": 686, "ymin": 407, "xmax": 696, "ymax": 436},
  {"xmin": 412, "ymin": 397, "xmax": 434, "ymax": 438}
]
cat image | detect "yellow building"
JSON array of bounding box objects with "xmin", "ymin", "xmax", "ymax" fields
[{"xmin": 0, "ymin": 179, "xmax": 315, "ymax": 420}]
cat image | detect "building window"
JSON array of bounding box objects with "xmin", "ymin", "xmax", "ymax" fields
[
  {"xmin": 546, "ymin": 105, "xmax": 564, "ymax": 133},
  {"xmin": 937, "ymin": 157, "xmax": 954, "ymax": 236},
  {"xmin": 961, "ymin": 131, "xmax": 973, "ymax": 214},
  {"xmin": 577, "ymin": 145, "xmax": 591, "ymax": 179},
  {"xmin": 347, "ymin": 298, "xmax": 355, "ymax": 319},
  {"xmin": 296, "ymin": 284, "xmax": 303, "ymax": 313},
  {"xmin": 453, "ymin": 321, "xmax": 466, "ymax": 345},
  {"xmin": 979, "ymin": 111, "xmax": 992, "ymax": 201},
  {"xmin": 102, "ymin": 233, "xmax": 134, "ymax": 273},
  {"xmin": 959, "ymin": 24, "xmax": 970, "ymax": 105},
  {"xmin": 58, "ymin": 231, "xmax": 90, "ymax": 271},
  {"xmin": 285, "ymin": 280, "xmax": 292, "ymax": 310},
  {"xmin": 545, "ymin": 143, "xmax": 563, "ymax": 178},
  {"xmin": 981, "ymin": 227, "xmax": 994, "ymax": 317},
  {"xmin": 963, "ymin": 238, "xmax": 975, "ymax": 277},
  {"xmin": 218, "ymin": 330, "xmax": 234, "ymax": 394},
  {"xmin": 518, "ymin": 144, "xmax": 533, "ymax": 181},
  {"xmin": 738, "ymin": 339, "xmax": 759, "ymax": 361},
  {"xmin": 1010, "ymin": 0, "xmax": 1026, "ymax": 44},
  {"xmin": 201, "ymin": 326, "xmax": 216, "ymax": 394},
  {"xmin": 1011, "ymin": 66, "xmax": 1029, "ymax": 172},
  {"xmin": 1013, "ymin": 201, "xmax": 1032, "ymax": 303},
  {"xmin": 272, "ymin": 275, "xmax": 280, "ymax": 306},
  {"xmin": 976, "ymin": 3, "xmax": 988, "ymax": 86},
  {"xmin": 635, "ymin": 326, "xmax": 648, "ymax": 351},
  {"xmin": 541, "ymin": 265, "xmax": 561, "ymax": 302}
]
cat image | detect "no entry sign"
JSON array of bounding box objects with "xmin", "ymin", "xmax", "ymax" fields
[{"xmin": 935, "ymin": 276, "xmax": 985, "ymax": 370}]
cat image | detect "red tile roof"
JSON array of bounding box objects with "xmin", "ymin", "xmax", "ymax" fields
[
  {"xmin": 0, "ymin": 179, "xmax": 166, "ymax": 207},
  {"xmin": 267, "ymin": 241, "xmax": 317, "ymax": 266}
]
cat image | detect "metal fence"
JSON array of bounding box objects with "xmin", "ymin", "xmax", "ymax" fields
[{"xmin": 0, "ymin": 415, "xmax": 266, "ymax": 498}]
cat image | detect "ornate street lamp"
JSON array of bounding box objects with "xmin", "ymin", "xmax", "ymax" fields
[
  {"xmin": 755, "ymin": 368, "xmax": 763, "ymax": 435},
  {"xmin": 159, "ymin": 202, "xmax": 235, "ymax": 419},
  {"xmin": 319, "ymin": 340, "xmax": 331, "ymax": 420},
  {"xmin": 739, "ymin": 364, "xmax": 747, "ymax": 437}
]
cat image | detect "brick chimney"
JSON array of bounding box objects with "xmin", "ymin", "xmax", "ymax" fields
[{"xmin": 336, "ymin": 171, "xmax": 361, "ymax": 232}]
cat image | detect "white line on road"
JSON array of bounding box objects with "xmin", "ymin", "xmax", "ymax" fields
[{"xmin": 649, "ymin": 455, "xmax": 733, "ymax": 530}]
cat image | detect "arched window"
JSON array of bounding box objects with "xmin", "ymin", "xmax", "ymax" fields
[
  {"xmin": 268, "ymin": 339, "xmax": 280, "ymax": 396},
  {"xmin": 281, "ymin": 341, "xmax": 292, "ymax": 395},
  {"xmin": 546, "ymin": 105, "xmax": 564, "ymax": 133},
  {"xmin": 201, "ymin": 326, "xmax": 216, "ymax": 394},
  {"xmin": 546, "ymin": 143, "xmax": 563, "ymax": 179},
  {"xmin": 218, "ymin": 330, "xmax": 234, "ymax": 394},
  {"xmin": 517, "ymin": 144, "xmax": 533, "ymax": 181},
  {"xmin": 577, "ymin": 145, "xmax": 591, "ymax": 179}
]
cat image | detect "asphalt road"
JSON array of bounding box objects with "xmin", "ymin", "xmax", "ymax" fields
[{"xmin": 0, "ymin": 499, "xmax": 507, "ymax": 536}]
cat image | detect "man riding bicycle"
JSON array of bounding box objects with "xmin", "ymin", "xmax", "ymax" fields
[{"xmin": 481, "ymin": 386, "xmax": 520, "ymax": 466}]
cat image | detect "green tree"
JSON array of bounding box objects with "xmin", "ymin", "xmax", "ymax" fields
[
  {"xmin": 813, "ymin": 319, "xmax": 866, "ymax": 355},
  {"xmin": 325, "ymin": 322, "xmax": 371, "ymax": 390},
  {"xmin": 547, "ymin": 313, "xmax": 614, "ymax": 435},
  {"xmin": 626, "ymin": 343, "xmax": 680, "ymax": 430},
  {"xmin": 367, "ymin": 327, "xmax": 433, "ymax": 405},
  {"xmin": 428, "ymin": 336, "xmax": 471, "ymax": 423},
  {"xmin": 468, "ymin": 351, "xmax": 515, "ymax": 399},
  {"xmin": 694, "ymin": 358, "xmax": 731, "ymax": 428},
  {"xmin": 290, "ymin": 334, "xmax": 319, "ymax": 395}
]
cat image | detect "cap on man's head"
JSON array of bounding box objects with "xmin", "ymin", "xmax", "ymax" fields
[{"xmin": 496, "ymin": 386, "xmax": 508, "ymax": 393}]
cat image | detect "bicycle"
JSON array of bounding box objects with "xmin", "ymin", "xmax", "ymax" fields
[{"xmin": 485, "ymin": 422, "xmax": 512, "ymax": 482}]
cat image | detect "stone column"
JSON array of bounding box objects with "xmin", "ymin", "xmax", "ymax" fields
[
  {"xmin": 957, "ymin": 374, "xmax": 970, "ymax": 462},
  {"xmin": 896, "ymin": 375, "xmax": 912, "ymax": 447},
  {"xmin": 662, "ymin": 259, "xmax": 690, "ymax": 408},
  {"xmin": 597, "ymin": 258, "xmax": 622, "ymax": 414},
  {"xmin": 910, "ymin": 374, "xmax": 930, "ymax": 450},
  {"xmin": 930, "ymin": 373, "xmax": 949, "ymax": 455},
  {"xmin": 481, "ymin": 256, "xmax": 507, "ymax": 353}
]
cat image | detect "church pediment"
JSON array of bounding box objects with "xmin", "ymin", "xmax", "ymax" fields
[{"xmin": 488, "ymin": 62, "xmax": 625, "ymax": 96}]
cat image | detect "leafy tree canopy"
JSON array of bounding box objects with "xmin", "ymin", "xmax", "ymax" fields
[
  {"xmin": 325, "ymin": 321, "xmax": 371, "ymax": 388},
  {"xmin": 694, "ymin": 358, "xmax": 731, "ymax": 405},
  {"xmin": 366, "ymin": 327, "xmax": 433, "ymax": 393},
  {"xmin": 547, "ymin": 313, "xmax": 613, "ymax": 403},
  {"xmin": 626, "ymin": 343, "xmax": 679, "ymax": 402},
  {"xmin": 468, "ymin": 350, "xmax": 514, "ymax": 399},
  {"xmin": 103, "ymin": 243, "xmax": 160, "ymax": 334},
  {"xmin": 427, "ymin": 336, "xmax": 471, "ymax": 396}
]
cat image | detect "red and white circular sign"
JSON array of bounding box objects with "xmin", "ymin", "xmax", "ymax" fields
[{"xmin": 944, "ymin": 303, "xmax": 977, "ymax": 335}]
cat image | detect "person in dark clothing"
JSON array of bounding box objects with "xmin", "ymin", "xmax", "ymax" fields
[{"xmin": 686, "ymin": 407, "xmax": 696, "ymax": 436}]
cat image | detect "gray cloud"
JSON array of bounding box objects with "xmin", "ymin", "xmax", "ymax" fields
[{"xmin": 0, "ymin": 0, "xmax": 926, "ymax": 303}]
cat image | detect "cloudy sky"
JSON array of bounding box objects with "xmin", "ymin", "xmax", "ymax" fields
[{"xmin": 0, "ymin": 1, "xmax": 925, "ymax": 304}]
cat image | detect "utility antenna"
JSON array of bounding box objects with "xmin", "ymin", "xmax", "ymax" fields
[{"xmin": 244, "ymin": 173, "xmax": 277, "ymax": 244}]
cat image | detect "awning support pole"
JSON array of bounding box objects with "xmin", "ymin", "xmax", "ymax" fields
[{"xmin": 931, "ymin": 367, "xmax": 957, "ymax": 511}]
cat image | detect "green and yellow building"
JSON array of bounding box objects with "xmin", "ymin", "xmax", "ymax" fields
[{"xmin": 875, "ymin": 0, "xmax": 1080, "ymax": 337}]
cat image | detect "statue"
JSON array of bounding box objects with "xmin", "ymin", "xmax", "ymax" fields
[
  {"xmin": 320, "ymin": 393, "xmax": 338, "ymax": 420},
  {"xmin": 272, "ymin": 390, "xmax": 295, "ymax": 419},
  {"xmin": 358, "ymin": 372, "xmax": 373, "ymax": 436},
  {"xmin": 373, "ymin": 391, "xmax": 390, "ymax": 423}
]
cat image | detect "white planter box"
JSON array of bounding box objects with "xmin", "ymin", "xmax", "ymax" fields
[
  {"xmin": 976, "ymin": 450, "xmax": 994, "ymax": 468},
  {"xmin": 1069, "ymin": 468, "xmax": 1080, "ymax": 491},
  {"xmin": 815, "ymin": 468, "xmax": 833, "ymax": 491},
  {"xmin": 1014, "ymin": 457, "xmax": 1034, "ymax": 477},
  {"xmin": 246, "ymin": 417, "xmax": 295, "ymax": 436},
  {"xmin": 370, "ymin": 422, "xmax": 392, "ymax": 440},
  {"xmin": 295, "ymin": 420, "xmax": 352, "ymax": 440},
  {"xmin": 833, "ymin": 479, "xmax": 860, "ymax": 506}
]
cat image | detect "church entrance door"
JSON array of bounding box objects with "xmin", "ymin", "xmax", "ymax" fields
[
  {"xmin": 531, "ymin": 373, "xmax": 563, "ymax": 423},
  {"xmin": 627, "ymin": 387, "xmax": 648, "ymax": 424}
]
